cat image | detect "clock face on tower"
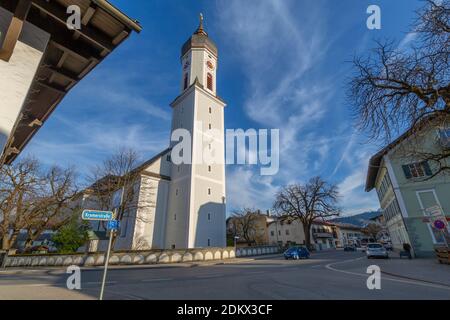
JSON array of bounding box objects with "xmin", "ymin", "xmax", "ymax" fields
[{"xmin": 206, "ymin": 60, "xmax": 214, "ymax": 70}]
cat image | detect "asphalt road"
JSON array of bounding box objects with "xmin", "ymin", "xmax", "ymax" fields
[{"xmin": 1, "ymin": 250, "xmax": 449, "ymax": 300}]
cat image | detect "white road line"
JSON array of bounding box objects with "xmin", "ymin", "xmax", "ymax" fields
[
  {"xmin": 195, "ymin": 273, "xmax": 223, "ymax": 279},
  {"xmin": 325, "ymin": 257, "xmax": 450, "ymax": 291},
  {"xmin": 84, "ymin": 281, "xmax": 117, "ymax": 285},
  {"xmin": 142, "ymin": 278, "xmax": 172, "ymax": 282}
]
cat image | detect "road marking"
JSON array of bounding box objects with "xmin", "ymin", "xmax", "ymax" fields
[
  {"xmin": 195, "ymin": 273, "xmax": 223, "ymax": 279},
  {"xmin": 142, "ymin": 278, "xmax": 172, "ymax": 282},
  {"xmin": 84, "ymin": 281, "xmax": 117, "ymax": 285},
  {"xmin": 325, "ymin": 257, "xmax": 450, "ymax": 291}
]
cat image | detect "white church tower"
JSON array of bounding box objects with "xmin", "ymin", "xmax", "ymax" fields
[{"xmin": 165, "ymin": 14, "xmax": 227, "ymax": 249}]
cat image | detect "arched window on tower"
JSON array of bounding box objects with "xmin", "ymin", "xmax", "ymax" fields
[
  {"xmin": 183, "ymin": 73, "xmax": 188, "ymax": 90},
  {"xmin": 207, "ymin": 73, "xmax": 213, "ymax": 91}
]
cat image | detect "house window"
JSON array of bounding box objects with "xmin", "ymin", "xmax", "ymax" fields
[
  {"xmin": 176, "ymin": 189, "xmax": 178, "ymax": 196},
  {"xmin": 209, "ymin": 107, "xmax": 212, "ymax": 114},
  {"xmin": 174, "ymin": 214, "xmax": 177, "ymax": 221},
  {"xmin": 208, "ymin": 213, "xmax": 211, "ymax": 221},
  {"xmin": 208, "ymin": 123, "xmax": 212, "ymax": 130},
  {"xmin": 208, "ymin": 188, "xmax": 211, "ymax": 195},
  {"xmin": 208, "ymin": 165, "xmax": 211, "ymax": 172},
  {"xmin": 183, "ymin": 73, "xmax": 188, "ymax": 90},
  {"xmin": 270, "ymin": 231, "xmax": 274, "ymax": 236},
  {"xmin": 166, "ymin": 155, "xmax": 171, "ymax": 162},
  {"xmin": 402, "ymin": 161, "xmax": 432, "ymax": 179},
  {"xmin": 172, "ymin": 244, "xmax": 176, "ymax": 249},
  {"xmin": 285, "ymin": 229, "xmax": 290, "ymax": 235},
  {"xmin": 208, "ymin": 239, "xmax": 211, "ymax": 246},
  {"xmin": 278, "ymin": 230, "xmax": 281, "ymax": 235},
  {"xmin": 207, "ymin": 73, "xmax": 213, "ymax": 90}
]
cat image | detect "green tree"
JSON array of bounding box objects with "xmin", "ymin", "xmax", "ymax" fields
[{"xmin": 51, "ymin": 217, "xmax": 89, "ymax": 253}]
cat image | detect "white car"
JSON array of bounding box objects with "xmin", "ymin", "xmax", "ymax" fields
[{"xmin": 366, "ymin": 243, "xmax": 389, "ymax": 259}]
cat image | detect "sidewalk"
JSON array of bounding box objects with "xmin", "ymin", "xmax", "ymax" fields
[{"xmin": 377, "ymin": 256, "xmax": 450, "ymax": 286}]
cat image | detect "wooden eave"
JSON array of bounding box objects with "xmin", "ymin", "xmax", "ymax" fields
[{"xmin": 0, "ymin": 0, "xmax": 141, "ymax": 165}]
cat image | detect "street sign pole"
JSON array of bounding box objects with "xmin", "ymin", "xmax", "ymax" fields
[{"xmin": 99, "ymin": 212, "xmax": 115, "ymax": 301}]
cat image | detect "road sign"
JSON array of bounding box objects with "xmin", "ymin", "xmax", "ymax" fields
[
  {"xmin": 425, "ymin": 205, "xmax": 443, "ymax": 217},
  {"xmin": 107, "ymin": 220, "xmax": 120, "ymax": 230},
  {"xmin": 82, "ymin": 210, "xmax": 113, "ymax": 221},
  {"xmin": 433, "ymin": 219, "xmax": 446, "ymax": 230}
]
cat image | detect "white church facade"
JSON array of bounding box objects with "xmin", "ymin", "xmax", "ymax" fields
[{"xmin": 84, "ymin": 16, "xmax": 227, "ymax": 251}]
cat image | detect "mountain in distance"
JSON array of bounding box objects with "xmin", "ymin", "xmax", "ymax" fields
[{"xmin": 330, "ymin": 210, "xmax": 382, "ymax": 227}]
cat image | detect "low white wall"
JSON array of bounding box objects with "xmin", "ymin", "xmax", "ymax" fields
[{"xmin": 3, "ymin": 245, "xmax": 279, "ymax": 268}]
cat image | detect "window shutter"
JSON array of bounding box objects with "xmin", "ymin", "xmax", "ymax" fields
[
  {"xmin": 402, "ymin": 165, "xmax": 412, "ymax": 179},
  {"xmin": 422, "ymin": 161, "xmax": 432, "ymax": 176}
]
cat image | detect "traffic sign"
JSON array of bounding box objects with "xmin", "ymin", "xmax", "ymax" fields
[
  {"xmin": 433, "ymin": 219, "xmax": 446, "ymax": 230},
  {"xmin": 82, "ymin": 210, "xmax": 113, "ymax": 221},
  {"xmin": 107, "ymin": 220, "xmax": 120, "ymax": 230}
]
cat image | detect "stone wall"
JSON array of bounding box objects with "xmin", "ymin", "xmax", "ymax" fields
[{"xmin": 3, "ymin": 245, "xmax": 280, "ymax": 268}]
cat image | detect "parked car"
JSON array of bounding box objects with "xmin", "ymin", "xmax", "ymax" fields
[
  {"xmin": 284, "ymin": 246, "xmax": 310, "ymax": 260},
  {"xmin": 383, "ymin": 242, "xmax": 393, "ymax": 251},
  {"xmin": 343, "ymin": 244, "xmax": 356, "ymax": 251},
  {"xmin": 366, "ymin": 243, "xmax": 389, "ymax": 259}
]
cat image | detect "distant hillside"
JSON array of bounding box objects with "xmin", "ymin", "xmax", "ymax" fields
[{"xmin": 331, "ymin": 210, "xmax": 382, "ymax": 227}]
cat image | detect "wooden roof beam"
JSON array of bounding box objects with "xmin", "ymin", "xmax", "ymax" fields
[
  {"xmin": 30, "ymin": 0, "xmax": 114, "ymax": 53},
  {"xmin": 41, "ymin": 64, "xmax": 79, "ymax": 82},
  {"xmin": 0, "ymin": 0, "xmax": 31, "ymax": 62},
  {"xmin": 26, "ymin": 9, "xmax": 101, "ymax": 62},
  {"xmin": 36, "ymin": 79, "xmax": 67, "ymax": 95}
]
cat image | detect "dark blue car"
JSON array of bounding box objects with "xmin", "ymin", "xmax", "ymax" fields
[{"xmin": 284, "ymin": 246, "xmax": 310, "ymax": 260}]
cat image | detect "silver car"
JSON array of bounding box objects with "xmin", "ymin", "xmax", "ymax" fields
[{"xmin": 366, "ymin": 243, "xmax": 389, "ymax": 259}]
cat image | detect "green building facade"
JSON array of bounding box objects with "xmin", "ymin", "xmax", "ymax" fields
[{"xmin": 366, "ymin": 124, "xmax": 450, "ymax": 257}]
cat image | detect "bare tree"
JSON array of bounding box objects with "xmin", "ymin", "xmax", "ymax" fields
[
  {"xmin": 229, "ymin": 208, "xmax": 265, "ymax": 246},
  {"xmin": 0, "ymin": 158, "xmax": 78, "ymax": 250},
  {"xmin": 348, "ymin": 0, "xmax": 450, "ymax": 175},
  {"xmin": 85, "ymin": 148, "xmax": 155, "ymax": 249},
  {"xmin": 273, "ymin": 177, "xmax": 341, "ymax": 249},
  {"xmin": 362, "ymin": 223, "xmax": 383, "ymax": 240}
]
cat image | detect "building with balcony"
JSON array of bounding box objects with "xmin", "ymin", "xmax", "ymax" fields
[{"xmin": 267, "ymin": 217, "xmax": 336, "ymax": 250}]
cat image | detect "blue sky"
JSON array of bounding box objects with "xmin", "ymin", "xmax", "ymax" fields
[{"xmin": 21, "ymin": 0, "xmax": 424, "ymax": 216}]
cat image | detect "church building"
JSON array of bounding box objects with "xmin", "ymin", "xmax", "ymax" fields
[{"xmin": 84, "ymin": 15, "xmax": 227, "ymax": 251}]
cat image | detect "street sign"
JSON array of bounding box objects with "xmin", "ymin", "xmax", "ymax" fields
[
  {"xmin": 82, "ymin": 210, "xmax": 113, "ymax": 221},
  {"xmin": 107, "ymin": 220, "xmax": 120, "ymax": 230},
  {"xmin": 425, "ymin": 205, "xmax": 443, "ymax": 217}
]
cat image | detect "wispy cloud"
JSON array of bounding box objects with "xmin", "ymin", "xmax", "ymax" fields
[{"xmin": 217, "ymin": 0, "xmax": 379, "ymax": 215}]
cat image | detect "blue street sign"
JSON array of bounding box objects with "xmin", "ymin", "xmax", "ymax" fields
[
  {"xmin": 107, "ymin": 220, "xmax": 120, "ymax": 230},
  {"xmin": 82, "ymin": 210, "xmax": 113, "ymax": 221}
]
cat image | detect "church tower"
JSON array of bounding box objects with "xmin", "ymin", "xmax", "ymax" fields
[{"xmin": 165, "ymin": 14, "xmax": 226, "ymax": 249}]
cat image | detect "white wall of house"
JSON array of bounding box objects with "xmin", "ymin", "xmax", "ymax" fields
[{"xmin": 0, "ymin": 7, "xmax": 49, "ymax": 154}]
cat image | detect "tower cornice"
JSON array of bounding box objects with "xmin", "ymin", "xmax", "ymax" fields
[{"xmin": 170, "ymin": 77, "xmax": 226, "ymax": 108}]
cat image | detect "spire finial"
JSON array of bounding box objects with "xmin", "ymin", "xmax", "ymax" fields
[{"xmin": 195, "ymin": 13, "xmax": 207, "ymax": 36}]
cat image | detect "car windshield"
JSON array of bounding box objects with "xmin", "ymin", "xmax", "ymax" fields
[{"xmin": 368, "ymin": 244, "xmax": 383, "ymax": 249}]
